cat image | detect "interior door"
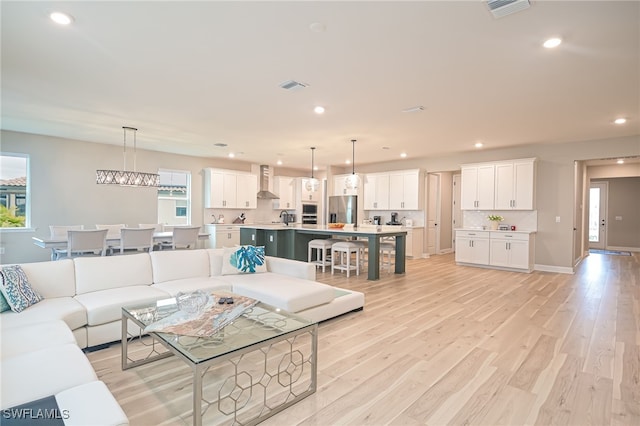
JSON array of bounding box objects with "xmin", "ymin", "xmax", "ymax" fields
[
  {"xmin": 588, "ymin": 181, "xmax": 608, "ymax": 250},
  {"xmin": 427, "ymin": 173, "xmax": 440, "ymax": 255},
  {"xmin": 452, "ymin": 174, "xmax": 461, "ymax": 251}
]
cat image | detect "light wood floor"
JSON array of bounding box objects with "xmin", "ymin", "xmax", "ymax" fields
[{"xmin": 86, "ymin": 252, "xmax": 640, "ymax": 425}]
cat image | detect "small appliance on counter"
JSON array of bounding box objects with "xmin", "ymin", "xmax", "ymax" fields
[
  {"xmin": 386, "ymin": 212, "xmax": 402, "ymax": 225},
  {"xmin": 373, "ymin": 215, "xmax": 382, "ymax": 225}
]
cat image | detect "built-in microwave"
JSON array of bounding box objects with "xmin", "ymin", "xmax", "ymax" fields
[{"xmin": 301, "ymin": 203, "xmax": 318, "ymax": 224}]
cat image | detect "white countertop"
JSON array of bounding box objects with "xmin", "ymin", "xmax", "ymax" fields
[{"xmin": 455, "ymin": 227, "xmax": 536, "ymax": 234}]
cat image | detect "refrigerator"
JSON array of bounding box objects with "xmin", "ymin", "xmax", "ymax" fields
[{"xmin": 328, "ymin": 195, "xmax": 357, "ymax": 224}]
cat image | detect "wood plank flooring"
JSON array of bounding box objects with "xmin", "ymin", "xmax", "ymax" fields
[{"xmin": 86, "ymin": 252, "xmax": 640, "ymax": 425}]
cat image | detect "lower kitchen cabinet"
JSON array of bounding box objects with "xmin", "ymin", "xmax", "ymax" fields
[
  {"xmin": 455, "ymin": 229, "xmax": 535, "ymax": 272},
  {"xmin": 206, "ymin": 225, "xmax": 240, "ymax": 248},
  {"xmin": 455, "ymin": 230, "xmax": 490, "ymax": 265},
  {"xmin": 489, "ymin": 232, "xmax": 534, "ymax": 271}
]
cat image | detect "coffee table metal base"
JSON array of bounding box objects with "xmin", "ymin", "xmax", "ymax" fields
[{"xmin": 121, "ymin": 309, "xmax": 318, "ymax": 426}]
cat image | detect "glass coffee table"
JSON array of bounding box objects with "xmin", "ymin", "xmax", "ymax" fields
[{"xmin": 121, "ymin": 295, "xmax": 318, "ymax": 426}]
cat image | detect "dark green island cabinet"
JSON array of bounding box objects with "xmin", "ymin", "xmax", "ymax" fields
[{"xmin": 240, "ymin": 227, "xmax": 295, "ymax": 259}]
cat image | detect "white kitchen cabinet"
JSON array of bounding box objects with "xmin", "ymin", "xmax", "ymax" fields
[
  {"xmin": 460, "ymin": 164, "xmax": 495, "ymax": 210},
  {"xmin": 387, "ymin": 170, "xmax": 420, "ymax": 210},
  {"xmin": 363, "ymin": 173, "xmax": 390, "ymax": 210},
  {"xmin": 204, "ymin": 168, "xmax": 257, "ymax": 209},
  {"xmin": 494, "ymin": 159, "xmax": 536, "ymax": 210},
  {"xmin": 455, "ymin": 230, "xmax": 490, "ymax": 265},
  {"xmin": 299, "ymin": 178, "xmax": 322, "ymax": 202},
  {"xmin": 333, "ymin": 174, "xmax": 358, "ymax": 196},
  {"xmin": 273, "ymin": 176, "xmax": 296, "ymax": 209},
  {"xmin": 489, "ymin": 232, "xmax": 534, "ymax": 271},
  {"xmin": 405, "ymin": 227, "xmax": 424, "ymax": 258},
  {"xmin": 213, "ymin": 225, "xmax": 240, "ymax": 248}
]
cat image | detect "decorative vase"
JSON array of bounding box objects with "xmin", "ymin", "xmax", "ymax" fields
[{"xmin": 490, "ymin": 221, "xmax": 499, "ymax": 230}]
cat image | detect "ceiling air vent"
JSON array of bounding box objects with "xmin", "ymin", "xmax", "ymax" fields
[
  {"xmin": 279, "ymin": 80, "xmax": 309, "ymax": 91},
  {"xmin": 486, "ymin": 0, "xmax": 530, "ymax": 18}
]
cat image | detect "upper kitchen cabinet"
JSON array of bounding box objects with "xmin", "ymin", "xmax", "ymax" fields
[
  {"xmin": 299, "ymin": 178, "xmax": 322, "ymax": 203},
  {"xmin": 273, "ymin": 176, "xmax": 296, "ymax": 209},
  {"xmin": 494, "ymin": 159, "xmax": 536, "ymax": 210},
  {"xmin": 333, "ymin": 174, "xmax": 358, "ymax": 196},
  {"xmin": 388, "ymin": 169, "xmax": 420, "ymax": 210},
  {"xmin": 363, "ymin": 173, "xmax": 390, "ymax": 210},
  {"xmin": 460, "ymin": 164, "xmax": 495, "ymax": 210},
  {"xmin": 204, "ymin": 168, "xmax": 257, "ymax": 209}
]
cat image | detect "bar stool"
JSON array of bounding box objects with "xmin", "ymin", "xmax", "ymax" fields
[
  {"xmin": 351, "ymin": 239, "xmax": 368, "ymax": 271},
  {"xmin": 331, "ymin": 241, "xmax": 361, "ymax": 277},
  {"xmin": 308, "ymin": 239, "xmax": 333, "ymax": 272},
  {"xmin": 380, "ymin": 241, "xmax": 395, "ymax": 272}
]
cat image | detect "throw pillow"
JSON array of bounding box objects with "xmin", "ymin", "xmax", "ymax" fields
[
  {"xmin": 221, "ymin": 245, "xmax": 267, "ymax": 275},
  {"xmin": 0, "ymin": 265, "xmax": 43, "ymax": 313},
  {"xmin": 0, "ymin": 292, "xmax": 10, "ymax": 313}
]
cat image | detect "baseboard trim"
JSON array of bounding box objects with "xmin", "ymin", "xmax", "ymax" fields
[
  {"xmin": 534, "ymin": 264, "xmax": 575, "ymax": 274},
  {"xmin": 605, "ymin": 246, "xmax": 640, "ymax": 252}
]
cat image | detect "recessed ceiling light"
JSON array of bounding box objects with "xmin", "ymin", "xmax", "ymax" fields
[
  {"xmin": 617, "ymin": 159, "xmax": 625, "ymax": 164},
  {"xmin": 314, "ymin": 106, "xmax": 325, "ymax": 114},
  {"xmin": 213, "ymin": 142, "xmax": 227, "ymax": 147},
  {"xmin": 313, "ymin": 166, "xmax": 319, "ymax": 171},
  {"xmin": 345, "ymin": 159, "xmax": 351, "ymax": 165},
  {"xmin": 276, "ymin": 159, "xmax": 283, "ymax": 165},
  {"xmin": 382, "ymin": 146, "xmax": 390, "ymax": 150},
  {"xmin": 475, "ymin": 142, "xmax": 484, "ymax": 148},
  {"xmin": 50, "ymin": 12, "xmax": 73, "ymax": 25},
  {"xmin": 614, "ymin": 117, "xmax": 627, "ymax": 124},
  {"xmin": 400, "ymin": 152, "xmax": 407, "ymax": 158},
  {"xmin": 543, "ymin": 37, "xmax": 562, "ymax": 49},
  {"xmin": 228, "ymin": 153, "xmax": 235, "ymax": 158}
]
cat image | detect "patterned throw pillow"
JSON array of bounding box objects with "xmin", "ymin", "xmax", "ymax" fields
[
  {"xmin": 0, "ymin": 265, "xmax": 43, "ymax": 313},
  {"xmin": 0, "ymin": 292, "xmax": 10, "ymax": 313},
  {"xmin": 221, "ymin": 245, "xmax": 267, "ymax": 275}
]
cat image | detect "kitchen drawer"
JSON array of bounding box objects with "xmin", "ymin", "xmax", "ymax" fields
[
  {"xmin": 456, "ymin": 230, "xmax": 490, "ymax": 239},
  {"xmin": 489, "ymin": 232, "xmax": 530, "ymax": 241}
]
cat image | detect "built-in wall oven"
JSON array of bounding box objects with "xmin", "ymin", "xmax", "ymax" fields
[{"xmin": 301, "ymin": 203, "xmax": 318, "ymax": 224}]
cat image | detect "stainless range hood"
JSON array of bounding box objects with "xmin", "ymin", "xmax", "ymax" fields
[{"xmin": 256, "ymin": 165, "xmax": 279, "ymax": 199}]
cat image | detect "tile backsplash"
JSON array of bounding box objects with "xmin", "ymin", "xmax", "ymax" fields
[{"xmin": 462, "ymin": 210, "xmax": 538, "ymax": 231}]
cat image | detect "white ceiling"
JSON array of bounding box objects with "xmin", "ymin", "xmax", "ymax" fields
[{"xmin": 2, "ymin": 1, "xmax": 638, "ymax": 171}]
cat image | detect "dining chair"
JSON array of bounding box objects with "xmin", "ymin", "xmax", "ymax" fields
[
  {"xmin": 55, "ymin": 229, "xmax": 108, "ymax": 259},
  {"xmin": 95, "ymin": 224, "xmax": 126, "ymax": 238},
  {"xmin": 163, "ymin": 226, "xmax": 201, "ymax": 250},
  {"xmin": 138, "ymin": 223, "xmax": 163, "ymax": 232},
  {"xmin": 50, "ymin": 225, "xmax": 84, "ymax": 239},
  {"xmin": 117, "ymin": 228, "xmax": 155, "ymax": 255}
]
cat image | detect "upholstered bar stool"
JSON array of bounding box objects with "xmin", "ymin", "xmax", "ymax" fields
[
  {"xmin": 351, "ymin": 239, "xmax": 368, "ymax": 271},
  {"xmin": 308, "ymin": 239, "xmax": 333, "ymax": 272},
  {"xmin": 331, "ymin": 241, "xmax": 360, "ymax": 277}
]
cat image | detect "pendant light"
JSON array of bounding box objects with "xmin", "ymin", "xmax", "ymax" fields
[
  {"xmin": 304, "ymin": 147, "xmax": 320, "ymax": 192},
  {"xmin": 344, "ymin": 139, "xmax": 360, "ymax": 190},
  {"xmin": 96, "ymin": 126, "xmax": 160, "ymax": 187}
]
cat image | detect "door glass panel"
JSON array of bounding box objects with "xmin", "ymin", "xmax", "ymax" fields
[{"xmin": 588, "ymin": 187, "xmax": 600, "ymax": 242}]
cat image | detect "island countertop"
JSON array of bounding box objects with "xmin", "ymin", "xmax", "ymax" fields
[{"xmin": 241, "ymin": 223, "xmax": 409, "ymax": 234}]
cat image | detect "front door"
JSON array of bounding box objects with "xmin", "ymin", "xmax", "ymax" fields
[{"xmin": 588, "ymin": 182, "xmax": 608, "ymax": 250}]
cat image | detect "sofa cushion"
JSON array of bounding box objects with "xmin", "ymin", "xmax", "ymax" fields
[
  {"xmin": 151, "ymin": 277, "xmax": 231, "ymax": 296},
  {"xmin": 18, "ymin": 259, "xmax": 76, "ymax": 299},
  {"xmin": 0, "ymin": 344, "xmax": 97, "ymax": 409},
  {"xmin": 221, "ymin": 245, "xmax": 267, "ymax": 275},
  {"xmin": 221, "ymin": 272, "xmax": 335, "ymax": 312},
  {"xmin": 0, "ymin": 297, "xmax": 87, "ymax": 331},
  {"xmin": 0, "ymin": 320, "xmax": 76, "ymax": 360},
  {"xmin": 74, "ymin": 253, "xmax": 153, "ymax": 295},
  {"xmin": 206, "ymin": 248, "xmax": 224, "ymax": 276},
  {"xmin": 55, "ymin": 381, "xmax": 129, "ymax": 426},
  {"xmin": 150, "ymin": 249, "xmax": 210, "ymax": 283},
  {"xmin": 0, "ymin": 265, "xmax": 43, "ymax": 313},
  {"xmin": 74, "ymin": 285, "xmax": 169, "ymax": 326},
  {"xmin": 0, "ymin": 291, "xmax": 10, "ymax": 312}
]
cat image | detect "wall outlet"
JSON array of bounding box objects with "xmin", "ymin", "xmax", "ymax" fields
[
  {"xmin": 555, "ymin": 216, "xmax": 561, "ymax": 223},
  {"xmin": 615, "ymin": 216, "xmax": 623, "ymax": 221}
]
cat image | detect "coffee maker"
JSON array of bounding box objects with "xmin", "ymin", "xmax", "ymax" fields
[
  {"xmin": 387, "ymin": 212, "xmax": 401, "ymax": 225},
  {"xmin": 373, "ymin": 216, "xmax": 382, "ymax": 225}
]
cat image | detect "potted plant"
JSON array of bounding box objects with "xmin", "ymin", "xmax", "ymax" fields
[{"xmin": 487, "ymin": 215, "xmax": 504, "ymax": 230}]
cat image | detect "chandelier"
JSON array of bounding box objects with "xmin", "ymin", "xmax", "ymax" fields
[
  {"xmin": 344, "ymin": 139, "xmax": 360, "ymax": 190},
  {"xmin": 96, "ymin": 127, "xmax": 160, "ymax": 187},
  {"xmin": 304, "ymin": 147, "xmax": 320, "ymax": 192}
]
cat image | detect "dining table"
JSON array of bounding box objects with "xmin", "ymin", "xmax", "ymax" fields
[{"xmin": 32, "ymin": 231, "xmax": 210, "ymax": 260}]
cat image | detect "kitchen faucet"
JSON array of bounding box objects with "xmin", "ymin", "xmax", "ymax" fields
[{"xmin": 279, "ymin": 210, "xmax": 289, "ymax": 226}]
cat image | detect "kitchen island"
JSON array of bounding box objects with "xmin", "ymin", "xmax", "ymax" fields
[{"xmin": 240, "ymin": 224, "xmax": 407, "ymax": 280}]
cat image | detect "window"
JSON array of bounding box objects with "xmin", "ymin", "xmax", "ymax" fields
[
  {"xmin": 157, "ymin": 170, "xmax": 191, "ymax": 226},
  {"xmin": 0, "ymin": 154, "xmax": 29, "ymax": 229}
]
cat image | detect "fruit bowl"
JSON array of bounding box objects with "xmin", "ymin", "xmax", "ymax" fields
[{"xmin": 328, "ymin": 223, "xmax": 345, "ymax": 229}]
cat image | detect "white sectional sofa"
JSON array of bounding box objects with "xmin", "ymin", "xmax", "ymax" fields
[{"xmin": 0, "ymin": 248, "xmax": 364, "ymax": 424}]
